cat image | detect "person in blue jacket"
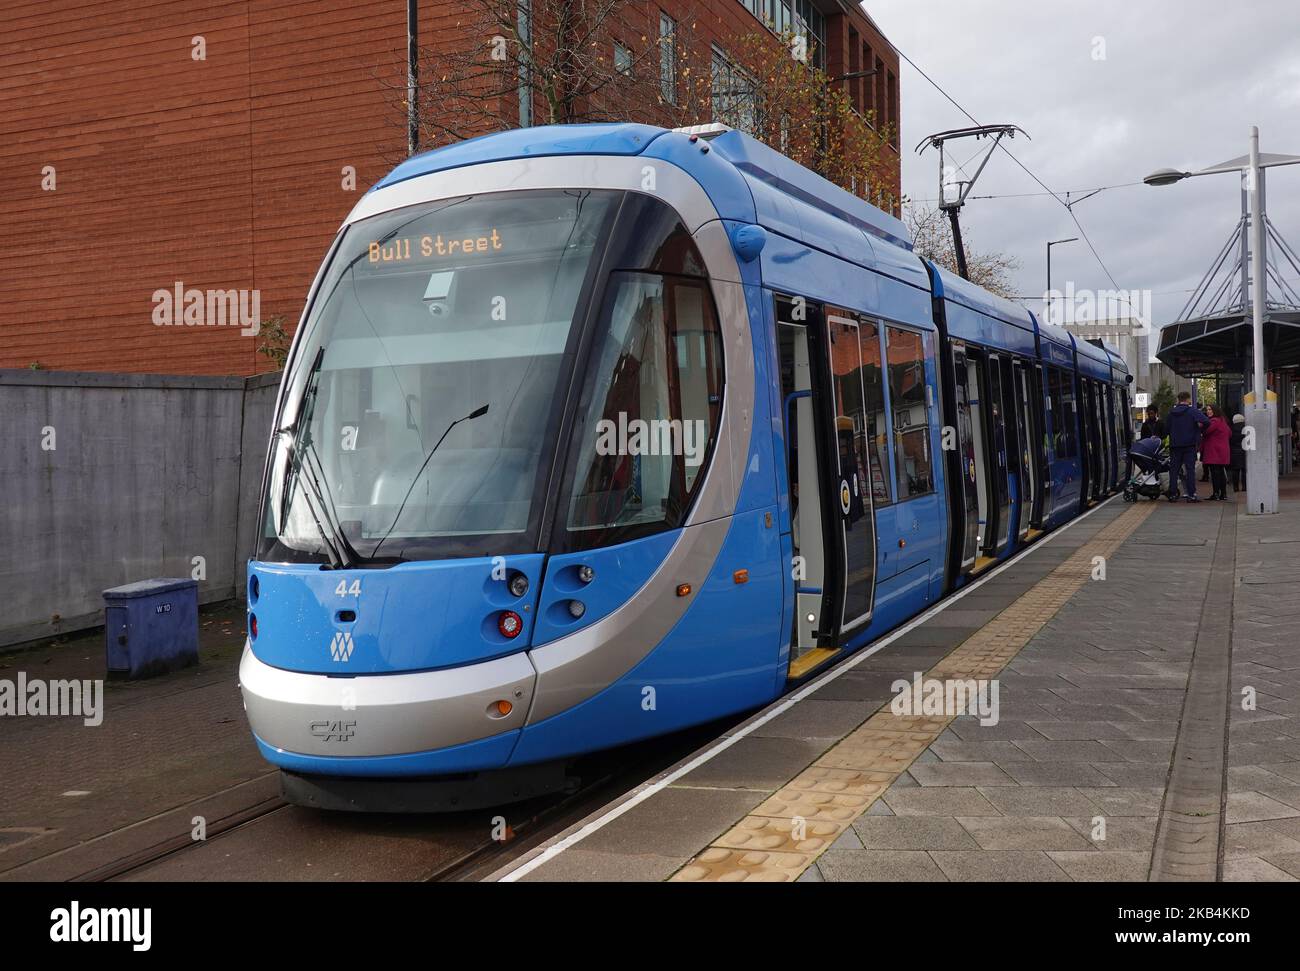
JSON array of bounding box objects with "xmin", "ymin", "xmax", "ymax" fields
[{"xmin": 1165, "ymin": 392, "xmax": 1209, "ymax": 502}]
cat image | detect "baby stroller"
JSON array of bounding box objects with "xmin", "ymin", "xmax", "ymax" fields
[{"xmin": 1124, "ymin": 440, "xmax": 1169, "ymax": 501}]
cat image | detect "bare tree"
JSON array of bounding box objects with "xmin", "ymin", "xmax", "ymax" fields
[
  {"xmin": 383, "ymin": 4, "xmax": 896, "ymax": 206},
  {"xmin": 904, "ymin": 204, "xmax": 1020, "ymax": 299},
  {"xmin": 385, "ymin": 0, "xmax": 709, "ymax": 154}
]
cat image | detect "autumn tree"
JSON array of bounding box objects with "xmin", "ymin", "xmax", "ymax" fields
[
  {"xmin": 904, "ymin": 204, "xmax": 1020, "ymax": 299},
  {"xmin": 710, "ymin": 30, "xmax": 897, "ymax": 207}
]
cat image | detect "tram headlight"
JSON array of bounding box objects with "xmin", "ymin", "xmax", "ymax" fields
[
  {"xmin": 577, "ymin": 565, "xmax": 595, "ymax": 584},
  {"xmin": 498, "ymin": 610, "xmax": 523, "ymax": 639},
  {"xmin": 567, "ymin": 600, "xmax": 586, "ymax": 619},
  {"xmin": 508, "ymin": 573, "xmax": 529, "ymax": 598}
]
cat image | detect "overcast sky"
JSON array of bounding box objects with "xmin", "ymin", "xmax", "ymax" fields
[{"xmin": 865, "ymin": 0, "xmax": 1300, "ymax": 334}]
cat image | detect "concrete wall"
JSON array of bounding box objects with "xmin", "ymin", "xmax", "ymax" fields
[{"xmin": 1, "ymin": 368, "xmax": 281, "ymax": 648}]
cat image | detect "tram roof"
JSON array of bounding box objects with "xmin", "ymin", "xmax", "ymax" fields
[
  {"xmin": 1095, "ymin": 340, "xmax": 1131, "ymax": 380},
  {"xmin": 1072, "ymin": 330, "xmax": 1115, "ymax": 381},
  {"xmin": 370, "ymin": 123, "xmax": 670, "ymax": 193},
  {"xmin": 366, "ymin": 123, "xmax": 924, "ymax": 287},
  {"xmin": 929, "ymin": 263, "xmax": 1036, "ymax": 332}
]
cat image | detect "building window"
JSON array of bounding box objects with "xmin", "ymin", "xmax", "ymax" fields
[
  {"xmin": 874, "ymin": 56, "xmax": 885, "ymax": 124},
  {"xmin": 862, "ymin": 43, "xmax": 874, "ymax": 126},
  {"xmin": 738, "ymin": 0, "xmax": 825, "ymax": 69},
  {"xmin": 887, "ymin": 70, "xmax": 898, "ymax": 144},
  {"xmin": 659, "ymin": 13, "xmax": 676, "ymax": 104},
  {"xmin": 711, "ymin": 46, "xmax": 759, "ymax": 135},
  {"xmin": 614, "ymin": 42, "xmax": 633, "ymax": 77}
]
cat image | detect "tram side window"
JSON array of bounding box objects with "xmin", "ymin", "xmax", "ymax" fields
[
  {"xmin": 885, "ymin": 326, "xmax": 934, "ymax": 499},
  {"xmin": 562, "ymin": 271, "xmax": 724, "ymax": 548}
]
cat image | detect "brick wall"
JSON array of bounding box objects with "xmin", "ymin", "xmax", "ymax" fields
[{"xmin": 1, "ymin": 0, "xmax": 900, "ymax": 377}]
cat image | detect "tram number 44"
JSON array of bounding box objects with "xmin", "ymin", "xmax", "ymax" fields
[{"xmin": 335, "ymin": 579, "xmax": 361, "ymax": 597}]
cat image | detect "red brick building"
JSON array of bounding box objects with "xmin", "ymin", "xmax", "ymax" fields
[{"xmin": 1, "ymin": 1, "xmax": 900, "ymax": 376}]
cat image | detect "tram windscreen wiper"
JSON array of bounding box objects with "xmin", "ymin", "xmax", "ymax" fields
[
  {"xmin": 276, "ymin": 347, "xmax": 360, "ymax": 569},
  {"xmin": 370, "ymin": 403, "xmax": 490, "ymax": 558}
]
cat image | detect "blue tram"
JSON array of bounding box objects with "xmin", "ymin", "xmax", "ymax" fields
[{"xmin": 239, "ymin": 123, "xmax": 1133, "ymax": 808}]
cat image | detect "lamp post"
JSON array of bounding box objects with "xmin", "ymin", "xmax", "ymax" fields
[
  {"xmin": 1145, "ymin": 127, "xmax": 1300, "ymax": 515},
  {"xmin": 1046, "ymin": 237, "xmax": 1078, "ymax": 324}
]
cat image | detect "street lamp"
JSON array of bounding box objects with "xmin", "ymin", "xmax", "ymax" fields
[
  {"xmin": 1046, "ymin": 237, "xmax": 1078, "ymax": 323},
  {"xmin": 1145, "ymin": 127, "xmax": 1300, "ymax": 514}
]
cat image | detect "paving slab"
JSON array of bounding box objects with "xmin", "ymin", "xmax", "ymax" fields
[{"xmin": 506, "ymin": 484, "xmax": 1300, "ymax": 883}]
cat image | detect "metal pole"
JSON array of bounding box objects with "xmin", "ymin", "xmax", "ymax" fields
[
  {"xmin": 947, "ymin": 207, "xmax": 969, "ymax": 280},
  {"xmin": 1239, "ymin": 180, "xmax": 1249, "ymax": 310},
  {"xmin": 1252, "ymin": 129, "xmax": 1267, "ymax": 400},
  {"xmin": 407, "ymin": 0, "xmax": 418, "ymax": 157},
  {"xmin": 1246, "ymin": 125, "xmax": 1278, "ymax": 513}
]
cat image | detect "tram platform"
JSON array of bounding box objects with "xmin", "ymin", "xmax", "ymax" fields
[{"xmin": 498, "ymin": 474, "xmax": 1300, "ymax": 883}]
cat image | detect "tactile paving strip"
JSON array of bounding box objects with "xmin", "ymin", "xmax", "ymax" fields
[{"xmin": 671, "ymin": 503, "xmax": 1155, "ymax": 882}]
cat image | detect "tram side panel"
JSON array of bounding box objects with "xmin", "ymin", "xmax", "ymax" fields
[
  {"xmin": 508, "ymin": 260, "xmax": 787, "ymax": 767},
  {"xmin": 755, "ymin": 229, "xmax": 948, "ymax": 662}
]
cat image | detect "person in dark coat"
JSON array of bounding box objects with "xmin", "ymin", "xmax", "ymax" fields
[
  {"xmin": 1165, "ymin": 392, "xmax": 1209, "ymax": 502},
  {"xmin": 1139, "ymin": 406, "xmax": 1165, "ymax": 442},
  {"xmin": 1201, "ymin": 403, "xmax": 1231, "ymax": 500},
  {"xmin": 1229, "ymin": 414, "xmax": 1247, "ymax": 492}
]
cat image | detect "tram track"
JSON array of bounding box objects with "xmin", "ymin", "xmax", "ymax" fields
[
  {"xmin": 27, "ymin": 717, "xmax": 740, "ymax": 884},
  {"xmin": 74, "ymin": 797, "xmax": 290, "ymax": 882}
]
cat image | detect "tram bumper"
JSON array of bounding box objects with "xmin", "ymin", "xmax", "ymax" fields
[{"xmin": 238, "ymin": 642, "xmax": 536, "ymax": 776}]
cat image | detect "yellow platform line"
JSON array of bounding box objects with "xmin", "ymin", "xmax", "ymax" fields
[{"xmin": 670, "ymin": 502, "xmax": 1155, "ymax": 882}]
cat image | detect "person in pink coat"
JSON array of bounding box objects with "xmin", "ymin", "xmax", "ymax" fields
[{"xmin": 1200, "ymin": 402, "xmax": 1231, "ymax": 500}]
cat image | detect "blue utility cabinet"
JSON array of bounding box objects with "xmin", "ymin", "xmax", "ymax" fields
[{"xmin": 103, "ymin": 578, "xmax": 199, "ymax": 679}]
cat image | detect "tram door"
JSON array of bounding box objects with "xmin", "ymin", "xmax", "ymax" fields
[
  {"xmin": 950, "ymin": 343, "xmax": 980, "ymax": 573},
  {"xmin": 1012, "ymin": 362, "xmax": 1040, "ymax": 535},
  {"xmin": 1090, "ymin": 381, "xmax": 1106, "ymax": 498},
  {"xmin": 777, "ymin": 299, "xmax": 877, "ymax": 659},
  {"xmin": 1001, "ymin": 357, "xmax": 1029, "ymax": 542},
  {"xmin": 1032, "ymin": 364, "xmax": 1053, "ymax": 526},
  {"xmin": 985, "ymin": 354, "xmax": 1012, "ymax": 554},
  {"xmin": 1103, "ymin": 386, "xmax": 1117, "ymax": 491},
  {"xmin": 1090, "ymin": 382, "xmax": 1106, "ymax": 495},
  {"xmin": 824, "ymin": 311, "xmax": 878, "ymax": 634},
  {"xmin": 1080, "ymin": 380, "xmax": 1099, "ymax": 503},
  {"xmin": 778, "ymin": 312, "xmax": 826, "ymax": 656}
]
